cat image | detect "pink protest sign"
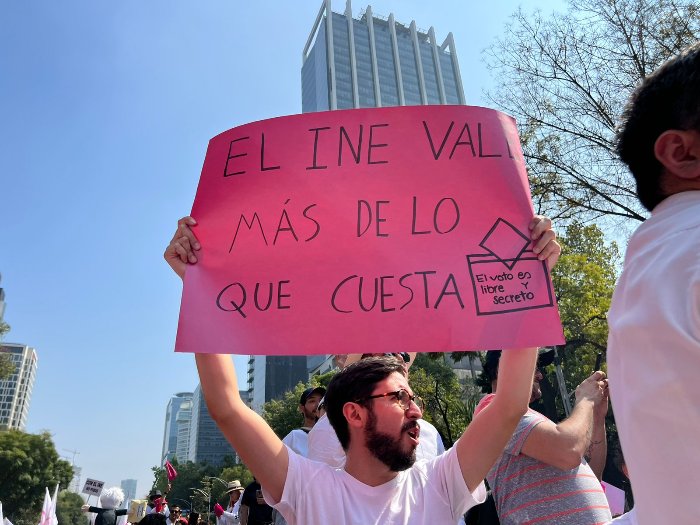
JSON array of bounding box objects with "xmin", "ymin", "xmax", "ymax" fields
[{"xmin": 176, "ymin": 105, "xmax": 565, "ymax": 355}]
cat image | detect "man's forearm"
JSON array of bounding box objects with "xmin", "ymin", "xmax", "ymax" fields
[
  {"xmin": 555, "ymin": 397, "xmax": 595, "ymax": 460},
  {"xmin": 585, "ymin": 417, "xmax": 607, "ymax": 480}
]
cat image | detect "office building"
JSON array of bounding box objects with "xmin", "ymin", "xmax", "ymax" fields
[
  {"xmin": 120, "ymin": 479, "xmax": 137, "ymax": 508},
  {"xmin": 0, "ymin": 273, "xmax": 6, "ymax": 324},
  {"xmin": 174, "ymin": 398, "xmax": 192, "ymax": 463},
  {"xmin": 302, "ymin": 0, "xmax": 465, "ymax": 113},
  {"xmin": 161, "ymin": 392, "xmax": 193, "ymax": 464},
  {"xmin": 247, "ymin": 355, "xmax": 309, "ymax": 413},
  {"xmin": 187, "ymin": 384, "xmax": 239, "ymax": 465},
  {"xmin": 0, "ymin": 343, "xmax": 38, "ymax": 430}
]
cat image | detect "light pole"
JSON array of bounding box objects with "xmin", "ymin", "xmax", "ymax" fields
[
  {"xmin": 205, "ymin": 476, "xmax": 229, "ymax": 508},
  {"xmin": 189, "ymin": 488, "xmax": 210, "ymax": 522}
]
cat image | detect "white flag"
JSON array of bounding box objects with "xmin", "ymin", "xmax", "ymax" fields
[
  {"xmin": 38, "ymin": 488, "xmax": 51, "ymax": 525},
  {"xmin": 50, "ymin": 484, "xmax": 59, "ymax": 525},
  {"xmin": 1, "ymin": 501, "xmax": 4, "ymax": 525}
]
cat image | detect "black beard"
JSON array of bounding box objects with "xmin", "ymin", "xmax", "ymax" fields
[{"xmin": 365, "ymin": 409, "xmax": 416, "ymax": 472}]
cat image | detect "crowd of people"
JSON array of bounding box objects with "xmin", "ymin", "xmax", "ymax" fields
[{"xmin": 157, "ymin": 42, "xmax": 700, "ymax": 524}]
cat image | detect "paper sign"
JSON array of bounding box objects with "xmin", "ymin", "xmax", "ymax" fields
[
  {"xmin": 82, "ymin": 478, "xmax": 104, "ymax": 496},
  {"xmin": 128, "ymin": 500, "xmax": 148, "ymax": 523},
  {"xmin": 176, "ymin": 105, "xmax": 565, "ymax": 355},
  {"xmin": 601, "ymin": 481, "xmax": 626, "ymax": 516}
]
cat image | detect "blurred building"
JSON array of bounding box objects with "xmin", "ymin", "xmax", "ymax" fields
[
  {"xmin": 187, "ymin": 384, "xmax": 239, "ymax": 465},
  {"xmin": 0, "ymin": 343, "xmax": 38, "ymax": 430},
  {"xmin": 247, "ymin": 356, "xmax": 309, "ymax": 413},
  {"xmin": 120, "ymin": 478, "xmax": 137, "ymax": 509},
  {"xmin": 161, "ymin": 392, "xmax": 193, "ymax": 464},
  {"xmin": 174, "ymin": 398, "xmax": 193, "ymax": 463},
  {"xmin": 0, "ymin": 273, "xmax": 6, "ymax": 323},
  {"xmin": 302, "ymin": 0, "xmax": 465, "ymax": 113}
]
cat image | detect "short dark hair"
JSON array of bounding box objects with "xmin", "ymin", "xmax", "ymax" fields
[
  {"xmin": 325, "ymin": 356, "xmax": 405, "ymax": 450},
  {"xmin": 617, "ymin": 42, "xmax": 700, "ymax": 211}
]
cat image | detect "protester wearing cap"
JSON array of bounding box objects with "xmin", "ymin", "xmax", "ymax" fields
[
  {"xmin": 214, "ymin": 480, "xmax": 246, "ymax": 525},
  {"xmin": 473, "ymin": 350, "xmax": 611, "ymax": 524},
  {"xmin": 146, "ymin": 489, "xmax": 170, "ymax": 516},
  {"xmin": 280, "ymin": 386, "xmax": 325, "ymax": 458}
]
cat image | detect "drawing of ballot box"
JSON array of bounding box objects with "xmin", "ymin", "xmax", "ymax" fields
[{"xmin": 467, "ymin": 252, "xmax": 555, "ymax": 315}]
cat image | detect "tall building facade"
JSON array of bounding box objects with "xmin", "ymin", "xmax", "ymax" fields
[
  {"xmin": 0, "ymin": 273, "xmax": 6, "ymax": 323},
  {"xmin": 187, "ymin": 384, "xmax": 239, "ymax": 465},
  {"xmin": 0, "ymin": 343, "xmax": 38, "ymax": 430},
  {"xmin": 302, "ymin": 0, "xmax": 465, "ymax": 113},
  {"xmin": 247, "ymin": 355, "xmax": 309, "ymax": 413},
  {"xmin": 161, "ymin": 392, "xmax": 193, "ymax": 464},
  {"xmin": 174, "ymin": 398, "xmax": 192, "ymax": 463},
  {"xmin": 120, "ymin": 479, "xmax": 137, "ymax": 509}
]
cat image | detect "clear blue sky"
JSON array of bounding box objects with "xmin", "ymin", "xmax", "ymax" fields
[{"xmin": 0, "ymin": 0, "xmax": 566, "ymax": 500}]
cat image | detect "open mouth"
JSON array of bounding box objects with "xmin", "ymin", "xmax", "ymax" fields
[{"xmin": 405, "ymin": 425, "xmax": 420, "ymax": 444}]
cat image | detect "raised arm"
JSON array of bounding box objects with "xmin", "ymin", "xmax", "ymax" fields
[
  {"xmin": 164, "ymin": 216, "xmax": 288, "ymax": 501},
  {"xmin": 456, "ymin": 347, "xmax": 538, "ymax": 492},
  {"xmin": 521, "ymin": 371, "xmax": 608, "ymax": 478},
  {"xmin": 455, "ymin": 214, "xmax": 561, "ymax": 491}
]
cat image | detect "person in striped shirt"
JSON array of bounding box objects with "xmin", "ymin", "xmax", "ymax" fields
[{"xmin": 475, "ymin": 351, "xmax": 612, "ymax": 525}]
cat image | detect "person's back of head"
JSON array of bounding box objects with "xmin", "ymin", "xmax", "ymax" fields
[
  {"xmin": 617, "ymin": 42, "xmax": 700, "ymax": 211},
  {"xmin": 324, "ymin": 356, "xmax": 405, "ymax": 450}
]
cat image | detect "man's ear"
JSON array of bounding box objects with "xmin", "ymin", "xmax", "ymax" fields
[
  {"xmin": 654, "ymin": 129, "xmax": 700, "ymax": 180},
  {"xmin": 342, "ymin": 402, "xmax": 366, "ymax": 429}
]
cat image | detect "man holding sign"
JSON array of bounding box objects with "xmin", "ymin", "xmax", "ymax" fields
[{"xmin": 164, "ymin": 212, "xmax": 560, "ymax": 524}]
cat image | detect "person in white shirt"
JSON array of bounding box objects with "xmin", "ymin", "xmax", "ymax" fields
[
  {"xmin": 281, "ymin": 386, "xmax": 325, "ymax": 457},
  {"xmin": 609, "ymin": 41, "xmax": 700, "ymax": 525},
  {"xmin": 215, "ymin": 480, "xmax": 245, "ymax": 525},
  {"xmin": 165, "ymin": 214, "xmax": 561, "ymax": 524}
]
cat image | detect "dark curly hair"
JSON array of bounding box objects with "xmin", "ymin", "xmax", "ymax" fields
[{"xmin": 617, "ymin": 42, "xmax": 700, "ymax": 211}]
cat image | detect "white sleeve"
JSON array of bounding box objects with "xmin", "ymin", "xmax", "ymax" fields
[{"xmin": 307, "ymin": 415, "xmax": 346, "ymax": 468}]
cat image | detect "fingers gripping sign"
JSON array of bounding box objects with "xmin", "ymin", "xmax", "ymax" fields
[{"xmin": 165, "ymin": 216, "xmax": 201, "ymax": 279}]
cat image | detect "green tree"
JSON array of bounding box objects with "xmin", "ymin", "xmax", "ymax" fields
[
  {"xmin": 551, "ymin": 222, "xmax": 619, "ymax": 392},
  {"xmin": 261, "ymin": 371, "xmax": 335, "ymax": 439},
  {"xmin": 0, "ymin": 321, "xmax": 15, "ymax": 380},
  {"xmin": 0, "ymin": 430, "xmax": 73, "ymax": 525},
  {"xmin": 486, "ymin": 0, "xmax": 700, "ymax": 223},
  {"xmin": 409, "ymin": 354, "xmax": 482, "ymax": 448},
  {"xmin": 217, "ymin": 465, "xmax": 253, "ymax": 494},
  {"xmin": 151, "ymin": 460, "xmax": 218, "ymax": 512},
  {"xmin": 56, "ymin": 490, "xmax": 89, "ymax": 525}
]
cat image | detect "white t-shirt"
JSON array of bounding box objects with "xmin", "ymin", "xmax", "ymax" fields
[
  {"xmin": 282, "ymin": 428, "xmax": 310, "ymax": 457},
  {"xmin": 308, "ymin": 415, "xmax": 445, "ymax": 467},
  {"xmin": 264, "ymin": 443, "xmax": 485, "ymax": 525},
  {"xmin": 607, "ymin": 191, "xmax": 700, "ymax": 525}
]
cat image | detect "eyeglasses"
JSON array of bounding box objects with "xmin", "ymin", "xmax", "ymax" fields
[{"xmin": 355, "ymin": 389, "xmax": 424, "ymax": 411}]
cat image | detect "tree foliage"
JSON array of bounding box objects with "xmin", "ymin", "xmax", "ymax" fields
[
  {"xmin": 486, "ymin": 0, "xmax": 700, "ymax": 223},
  {"xmin": 0, "ymin": 430, "xmax": 73, "ymax": 525},
  {"xmin": 261, "ymin": 371, "xmax": 335, "ymax": 439},
  {"xmin": 0, "ymin": 322, "xmax": 15, "ymax": 380},
  {"xmin": 550, "ymin": 222, "xmax": 619, "ymax": 391},
  {"xmin": 150, "ymin": 459, "xmax": 253, "ymax": 517},
  {"xmin": 56, "ymin": 490, "xmax": 89, "ymax": 525},
  {"xmin": 409, "ymin": 354, "xmax": 481, "ymax": 448}
]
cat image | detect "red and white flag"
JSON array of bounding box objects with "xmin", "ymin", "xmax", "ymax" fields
[{"xmin": 164, "ymin": 460, "xmax": 178, "ymax": 482}]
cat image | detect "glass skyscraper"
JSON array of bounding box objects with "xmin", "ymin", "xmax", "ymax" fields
[{"xmin": 302, "ymin": 0, "xmax": 465, "ymax": 113}]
